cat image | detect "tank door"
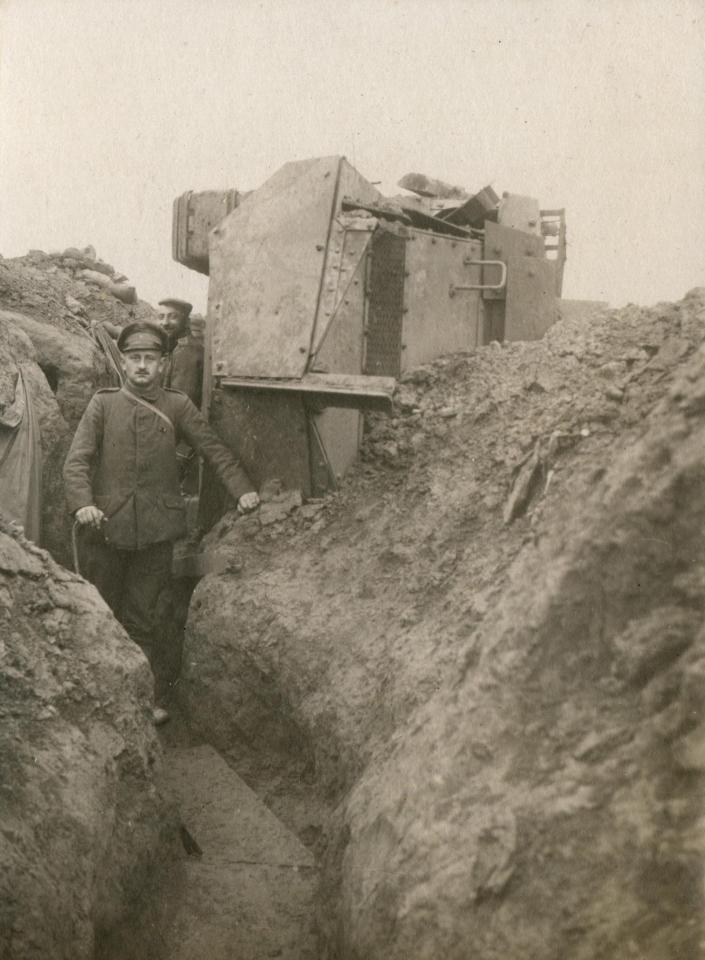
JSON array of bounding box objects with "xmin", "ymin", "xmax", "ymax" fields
[{"xmin": 504, "ymin": 257, "xmax": 557, "ymax": 341}]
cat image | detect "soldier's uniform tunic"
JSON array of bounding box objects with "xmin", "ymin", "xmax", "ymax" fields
[
  {"xmin": 162, "ymin": 330, "xmax": 205, "ymax": 490},
  {"xmin": 162, "ymin": 332, "xmax": 204, "ymax": 408},
  {"xmin": 63, "ymin": 382, "xmax": 251, "ymax": 669}
]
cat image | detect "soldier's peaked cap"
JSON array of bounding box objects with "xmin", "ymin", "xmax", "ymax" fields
[
  {"xmin": 158, "ymin": 298, "xmax": 193, "ymax": 315},
  {"xmin": 117, "ymin": 321, "xmax": 168, "ymax": 354}
]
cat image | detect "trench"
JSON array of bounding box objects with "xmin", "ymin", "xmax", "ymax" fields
[{"xmin": 97, "ymin": 576, "xmax": 327, "ymax": 960}]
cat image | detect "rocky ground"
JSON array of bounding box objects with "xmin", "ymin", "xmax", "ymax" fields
[
  {"xmin": 182, "ymin": 290, "xmax": 705, "ymax": 958},
  {"xmin": 0, "ymin": 247, "xmax": 154, "ymax": 336}
]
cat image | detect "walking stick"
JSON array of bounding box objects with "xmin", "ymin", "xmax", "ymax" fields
[{"xmin": 71, "ymin": 520, "xmax": 82, "ymax": 576}]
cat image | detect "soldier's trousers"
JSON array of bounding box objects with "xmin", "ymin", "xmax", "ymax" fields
[{"xmin": 77, "ymin": 529, "xmax": 174, "ymax": 696}]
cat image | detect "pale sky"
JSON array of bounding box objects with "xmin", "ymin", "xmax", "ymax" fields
[{"xmin": 1, "ymin": 0, "xmax": 704, "ymax": 312}]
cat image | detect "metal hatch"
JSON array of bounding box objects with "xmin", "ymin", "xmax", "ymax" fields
[{"xmin": 504, "ymin": 257, "xmax": 557, "ymax": 341}]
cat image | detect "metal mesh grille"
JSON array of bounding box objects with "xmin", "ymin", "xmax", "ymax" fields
[{"xmin": 364, "ymin": 231, "xmax": 406, "ymax": 377}]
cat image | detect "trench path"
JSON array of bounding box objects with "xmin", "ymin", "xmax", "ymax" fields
[
  {"xmin": 162, "ymin": 742, "xmax": 317, "ymax": 959},
  {"xmin": 123, "ymin": 709, "xmax": 321, "ymax": 960}
]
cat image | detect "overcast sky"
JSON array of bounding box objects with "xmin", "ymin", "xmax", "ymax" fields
[{"xmin": 1, "ymin": 0, "xmax": 704, "ymax": 312}]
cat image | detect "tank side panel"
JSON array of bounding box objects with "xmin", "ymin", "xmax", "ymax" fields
[
  {"xmin": 402, "ymin": 232, "xmax": 483, "ymax": 370},
  {"xmin": 208, "ymin": 157, "xmax": 341, "ymax": 379},
  {"xmin": 504, "ymin": 257, "xmax": 557, "ymax": 341},
  {"xmin": 313, "ymin": 234, "xmax": 367, "ymax": 375},
  {"xmin": 498, "ymin": 194, "xmax": 542, "ymax": 235},
  {"xmin": 483, "ymin": 222, "xmax": 544, "ymax": 301},
  {"xmin": 311, "ymin": 224, "xmax": 372, "ymax": 358},
  {"xmin": 311, "ymin": 161, "xmax": 382, "ymax": 353}
]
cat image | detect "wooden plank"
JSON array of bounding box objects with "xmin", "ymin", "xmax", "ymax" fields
[
  {"xmin": 220, "ymin": 372, "xmax": 396, "ymax": 412},
  {"xmin": 437, "ymin": 185, "xmax": 499, "ymax": 227},
  {"xmin": 398, "ymin": 206, "xmax": 472, "ymax": 238}
]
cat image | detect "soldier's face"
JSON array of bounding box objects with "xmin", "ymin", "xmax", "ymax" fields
[
  {"xmin": 158, "ymin": 306, "xmax": 187, "ymax": 335},
  {"xmin": 120, "ymin": 350, "xmax": 165, "ymax": 391}
]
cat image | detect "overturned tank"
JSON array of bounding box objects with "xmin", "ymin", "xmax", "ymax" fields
[{"xmin": 172, "ymin": 156, "xmax": 567, "ymax": 505}]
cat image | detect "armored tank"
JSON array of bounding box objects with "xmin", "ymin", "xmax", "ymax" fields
[{"xmin": 172, "ymin": 156, "xmax": 567, "ymax": 506}]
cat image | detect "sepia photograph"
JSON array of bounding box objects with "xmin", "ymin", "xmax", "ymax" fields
[{"xmin": 0, "ymin": 1, "xmax": 703, "ymax": 957}]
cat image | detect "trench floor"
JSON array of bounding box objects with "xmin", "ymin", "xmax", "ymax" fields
[
  {"xmin": 106, "ymin": 702, "xmax": 322, "ymax": 960},
  {"xmin": 154, "ymin": 743, "xmax": 319, "ymax": 959}
]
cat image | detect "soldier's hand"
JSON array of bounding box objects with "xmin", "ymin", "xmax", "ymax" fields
[
  {"xmin": 75, "ymin": 505, "xmax": 105, "ymax": 530},
  {"xmin": 237, "ymin": 492, "xmax": 260, "ymax": 514}
]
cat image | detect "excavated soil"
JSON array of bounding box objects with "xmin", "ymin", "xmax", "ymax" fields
[
  {"xmin": 182, "ymin": 291, "xmax": 705, "ymax": 959},
  {"xmin": 0, "ymin": 519, "xmax": 169, "ymax": 960},
  {"xmin": 3, "ymin": 247, "xmax": 705, "ymax": 958},
  {"xmin": 0, "ymin": 249, "xmax": 173, "ymax": 960},
  {"xmin": 0, "ymin": 248, "xmax": 155, "ymax": 337}
]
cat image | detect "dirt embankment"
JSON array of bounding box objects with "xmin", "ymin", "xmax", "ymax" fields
[
  {"xmin": 182, "ymin": 291, "xmax": 705, "ymax": 958},
  {"xmin": 2, "ymin": 246, "xmax": 703, "ymax": 957},
  {"xmin": 0, "ymin": 249, "xmax": 169, "ymax": 960},
  {"xmin": 0, "ymin": 519, "xmax": 170, "ymax": 960}
]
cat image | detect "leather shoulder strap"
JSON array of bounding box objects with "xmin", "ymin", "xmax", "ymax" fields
[{"xmin": 120, "ymin": 387, "xmax": 175, "ymax": 431}]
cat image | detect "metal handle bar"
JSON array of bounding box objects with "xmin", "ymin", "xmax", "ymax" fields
[{"xmin": 448, "ymin": 259, "xmax": 507, "ymax": 296}]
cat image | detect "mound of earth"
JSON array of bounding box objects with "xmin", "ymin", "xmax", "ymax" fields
[
  {"xmin": 181, "ymin": 290, "xmax": 705, "ymax": 958},
  {"xmin": 0, "ymin": 247, "xmax": 155, "ymax": 336},
  {"xmin": 0, "ymin": 519, "xmax": 169, "ymax": 960}
]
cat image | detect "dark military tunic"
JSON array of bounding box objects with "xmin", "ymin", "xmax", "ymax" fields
[
  {"xmin": 63, "ymin": 383, "xmax": 253, "ymax": 698},
  {"xmin": 63, "ymin": 384, "xmax": 251, "ymax": 550},
  {"xmin": 162, "ymin": 334, "xmax": 204, "ymax": 407}
]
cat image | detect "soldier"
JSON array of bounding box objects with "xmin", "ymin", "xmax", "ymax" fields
[
  {"xmin": 157, "ymin": 297, "xmax": 203, "ymax": 407},
  {"xmin": 158, "ymin": 297, "xmax": 204, "ymax": 488},
  {"xmin": 63, "ymin": 321, "xmax": 259, "ymax": 724},
  {"xmin": 157, "ymin": 296, "xmax": 191, "ymax": 341}
]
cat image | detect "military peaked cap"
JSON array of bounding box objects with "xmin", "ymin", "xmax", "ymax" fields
[{"xmin": 117, "ymin": 321, "xmax": 168, "ymax": 354}]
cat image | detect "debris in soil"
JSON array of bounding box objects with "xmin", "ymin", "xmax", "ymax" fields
[
  {"xmin": 182, "ymin": 288, "xmax": 705, "ymax": 960},
  {"xmin": 4, "ymin": 229, "xmax": 705, "ymax": 960}
]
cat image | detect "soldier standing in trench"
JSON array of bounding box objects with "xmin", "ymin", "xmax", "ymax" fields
[
  {"xmin": 157, "ymin": 297, "xmax": 203, "ymax": 407},
  {"xmin": 157, "ymin": 297, "xmax": 204, "ymax": 490},
  {"xmin": 63, "ymin": 321, "xmax": 259, "ymax": 724}
]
